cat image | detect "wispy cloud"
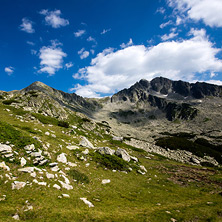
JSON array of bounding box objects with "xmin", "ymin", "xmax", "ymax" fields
[
  {"xmin": 74, "ymin": 29, "xmax": 86, "ymax": 37},
  {"xmin": 160, "ymin": 20, "xmax": 173, "ymax": 29},
  {"xmin": 101, "ymin": 28, "xmax": 111, "ymax": 35},
  {"xmin": 65, "ymin": 62, "xmax": 74, "ymax": 69},
  {"xmin": 87, "ymin": 36, "xmax": 97, "ymax": 43},
  {"xmin": 156, "ymin": 7, "xmax": 166, "ymax": 14},
  {"xmin": 120, "ymin": 38, "xmax": 133, "ymax": 48},
  {"xmin": 161, "ymin": 30, "xmax": 178, "ymax": 41},
  {"xmin": 40, "ymin": 9, "xmax": 69, "ymax": 28},
  {"xmin": 78, "ymin": 48, "xmax": 89, "ymax": 59},
  {"xmin": 20, "ymin": 18, "xmax": 35, "ymax": 33},
  {"xmin": 38, "ymin": 40, "xmax": 67, "ymax": 75},
  {"xmin": 5, "ymin": 67, "xmax": 14, "ymax": 75},
  {"xmin": 27, "ymin": 41, "xmax": 35, "ymax": 46}
]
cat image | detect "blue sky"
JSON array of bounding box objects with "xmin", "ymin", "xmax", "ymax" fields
[{"xmin": 1, "ymin": 0, "xmax": 222, "ymax": 97}]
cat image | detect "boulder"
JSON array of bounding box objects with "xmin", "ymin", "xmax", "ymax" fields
[
  {"xmin": 0, "ymin": 144, "xmax": 12, "ymax": 153},
  {"xmin": 66, "ymin": 145, "xmax": 79, "ymax": 150},
  {"xmin": 112, "ymin": 136, "xmax": 123, "ymax": 141},
  {"xmin": 57, "ymin": 153, "xmax": 67, "ymax": 163},
  {"xmin": 58, "ymin": 180, "xmax": 73, "ymax": 190},
  {"xmin": 102, "ymin": 179, "xmax": 111, "ymax": 184},
  {"xmin": 20, "ymin": 157, "xmax": 26, "ymax": 167},
  {"xmin": 98, "ymin": 147, "xmax": 115, "ymax": 155},
  {"xmin": 12, "ymin": 213, "xmax": 20, "ymax": 220},
  {"xmin": 53, "ymin": 184, "xmax": 61, "ymax": 190},
  {"xmin": 46, "ymin": 172, "xmax": 55, "ymax": 179},
  {"xmin": 80, "ymin": 198, "xmax": 94, "ymax": 208},
  {"xmin": 62, "ymin": 194, "xmax": 70, "ymax": 198},
  {"xmin": 24, "ymin": 144, "xmax": 35, "ymax": 151},
  {"xmin": 11, "ymin": 181, "xmax": 26, "ymax": 190},
  {"xmin": 115, "ymin": 148, "xmax": 131, "ymax": 162},
  {"xmin": 0, "ymin": 161, "xmax": 10, "ymax": 171},
  {"xmin": 82, "ymin": 149, "xmax": 89, "ymax": 155},
  {"xmin": 18, "ymin": 167, "xmax": 34, "ymax": 173},
  {"xmin": 79, "ymin": 137, "xmax": 94, "ymax": 149}
]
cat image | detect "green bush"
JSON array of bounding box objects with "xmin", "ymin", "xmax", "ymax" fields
[
  {"xmin": 90, "ymin": 152, "xmax": 130, "ymax": 171},
  {"xmin": 156, "ymin": 136, "xmax": 222, "ymax": 164},
  {"xmin": 68, "ymin": 169, "xmax": 89, "ymax": 184},
  {"xmin": 2, "ymin": 99, "xmax": 19, "ymax": 105},
  {"xmin": 32, "ymin": 113, "xmax": 58, "ymax": 125},
  {"xmin": 58, "ymin": 120, "xmax": 69, "ymax": 128},
  {"xmin": 0, "ymin": 121, "xmax": 42, "ymax": 150},
  {"xmin": 0, "ymin": 95, "xmax": 4, "ymax": 100}
]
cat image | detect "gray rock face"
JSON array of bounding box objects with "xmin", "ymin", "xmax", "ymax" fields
[
  {"xmin": 98, "ymin": 147, "xmax": 115, "ymax": 155},
  {"xmin": 79, "ymin": 137, "xmax": 94, "ymax": 149},
  {"xmin": 115, "ymin": 148, "xmax": 131, "ymax": 162}
]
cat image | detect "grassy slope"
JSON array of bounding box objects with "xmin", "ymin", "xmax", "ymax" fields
[{"xmin": 0, "ymin": 103, "xmax": 222, "ymax": 222}]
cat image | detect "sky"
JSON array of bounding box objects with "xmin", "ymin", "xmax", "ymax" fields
[{"xmin": 1, "ymin": 0, "xmax": 222, "ymax": 97}]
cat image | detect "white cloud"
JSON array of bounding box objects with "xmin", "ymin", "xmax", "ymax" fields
[
  {"xmin": 65, "ymin": 62, "xmax": 73, "ymax": 69},
  {"xmin": 5, "ymin": 67, "xmax": 14, "ymax": 75},
  {"xmin": 101, "ymin": 28, "xmax": 111, "ymax": 35},
  {"xmin": 38, "ymin": 41, "xmax": 67, "ymax": 75},
  {"xmin": 31, "ymin": 49, "xmax": 37, "ymax": 55},
  {"xmin": 74, "ymin": 30, "xmax": 86, "ymax": 37},
  {"xmin": 78, "ymin": 48, "xmax": 90, "ymax": 59},
  {"xmin": 20, "ymin": 18, "xmax": 35, "ymax": 33},
  {"xmin": 161, "ymin": 31, "xmax": 178, "ymax": 41},
  {"xmin": 90, "ymin": 49, "xmax": 95, "ymax": 55},
  {"xmin": 40, "ymin": 9, "xmax": 69, "ymax": 28},
  {"xmin": 156, "ymin": 7, "xmax": 166, "ymax": 14},
  {"xmin": 168, "ymin": 0, "xmax": 222, "ymax": 27},
  {"xmin": 87, "ymin": 36, "xmax": 96, "ymax": 43},
  {"xmin": 120, "ymin": 38, "xmax": 133, "ymax": 48},
  {"xmin": 27, "ymin": 41, "xmax": 35, "ymax": 46},
  {"xmin": 72, "ymin": 29, "xmax": 222, "ymax": 97},
  {"xmin": 206, "ymin": 80, "xmax": 222, "ymax": 85},
  {"xmin": 160, "ymin": 20, "xmax": 173, "ymax": 29}
]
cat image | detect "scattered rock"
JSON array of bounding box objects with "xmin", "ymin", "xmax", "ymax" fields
[
  {"xmin": 112, "ymin": 136, "xmax": 123, "ymax": 141},
  {"xmin": 57, "ymin": 153, "xmax": 67, "ymax": 164},
  {"xmin": 49, "ymin": 162, "xmax": 58, "ymax": 167},
  {"xmin": 53, "ymin": 184, "xmax": 61, "ymax": 190},
  {"xmin": 62, "ymin": 194, "xmax": 70, "ymax": 198},
  {"xmin": 0, "ymin": 161, "xmax": 10, "ymax": 171},
  {"xmin": 80, "ymin": 198, "xmax": 94, "ymax": 207},
  {"xmin": 18, "ymin": 167, "xmax": 34, "ymax": 173},
  {"xmin": 58, "ymin": 180, "xmax": 73, "ymax": 190},
  {"xmin": 98, "ymin": 147, "xmax": 115, "ymax": 155},
  {"xmin": 45, "ymin": 132, "xmax": 50, "ymax": 136},
  {"xmin": 82, "ymin": 149, "xmax": 89, "ymax": 155},
  {"xmin": 67, "ymin": 162, "xmax": 77, "ymax": 167},
  {"xmin": 0, "ymin": 144, "xmax": 12, "ymax": 153},
  {"xmin": 66, "ymin": 145, "xmax": 79, "ymax": 150},
  {"xmin": 46, "ymin": 172, "xmax": 55, "ymax": 179},
  {"xmin": 12, "ymin": 213, "xmax": 20, "ymax": 220},
  {"xmin": 79, "ymin": 137, "xmax": 94, "ymax": 149},
  {"xmin": 20, "ymin": 157, "xmax": 26, "ymax": 167},
  {"xmin": 24, "ymin": 144, "xmax": 35, "ymax": 151},
  {"xmin": 11, "ymin": 181, "xmax": 26, "ymax": 190},
  {"xmin": 190, "ymin": 157, "xmax": 200, "ymax": 165},
  {"xmin": 115, "ymin": 148, "xmax": 131, "ymax": 162},
  {"xmin": 130, "ymin": 156, "xmax": 138, "ymax": 162},
  {"xmin": 102, "ymin": 179, "xmax": 111, "ymax": 184}
]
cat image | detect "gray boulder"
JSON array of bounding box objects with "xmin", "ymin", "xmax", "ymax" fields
[
  {"xmin": 79, "ymin": 137, "xmax": 94, "ymax": 149},
  {"xmin": 115, "ymin": 148, "xmax": 131, "ymax": 162},
  {"xmin": 98, "ymin": 147, "xmax": 115, "ymax": 155}
]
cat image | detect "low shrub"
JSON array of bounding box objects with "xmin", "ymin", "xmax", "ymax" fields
[
  {"xmin": 58, "ymin": 120, "xmax": 69, "ymax": 128},
  {"xmin": 32, "ymin": 113, "xmax": 58, "ymax": 125},
  {"xmin": 156, "ymin": 136, "xmax": 222, "ymax": 164},
  {"xmin": 2, "ymin": 99, "xmax": 19, "ymax": 105},
  {"xmin": 90, "ymin": 152, "xmax": 130, "ymax": 171},
  {"xmin": 68, "ymin": 169, "xmax": 89, "ymax": 184},
  {"xmin": 0, "ymin": 121, "xmax": 42, "ymax": 150}
]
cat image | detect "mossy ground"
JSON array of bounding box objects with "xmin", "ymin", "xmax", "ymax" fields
[{"xmin": 0, "ymin": 104, "xmax": 222, "ymax": 221}]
